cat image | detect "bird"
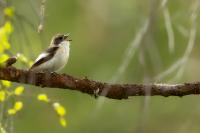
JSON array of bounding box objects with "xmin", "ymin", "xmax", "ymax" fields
[{"xmin": 29, "ymin": 34, "xmax": 72, "ymax": 72}]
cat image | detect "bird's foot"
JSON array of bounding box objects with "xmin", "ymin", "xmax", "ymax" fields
[{"xmin": 50, "ymin": 71, "xmax": 57, "ymax": 76}]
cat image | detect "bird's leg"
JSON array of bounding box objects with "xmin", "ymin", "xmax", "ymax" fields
[{"xmin": 93, "ymin": 88, "xmax": 100, "ymax": 99}]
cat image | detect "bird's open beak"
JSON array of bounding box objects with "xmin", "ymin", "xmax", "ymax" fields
[{"xmin": 64, "ymin": 34, "xmax": 72, "ymax": 42}]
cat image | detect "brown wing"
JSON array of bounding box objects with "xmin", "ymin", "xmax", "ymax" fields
[{"xmin": 30, "ymin": 47, "xmax": 59, "ymax": 70}]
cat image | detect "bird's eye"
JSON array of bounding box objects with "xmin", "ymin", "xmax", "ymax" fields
[
  {"xmin": 59, "ymin": 37, "xmax": 63, "ymax": 40},
  {"xmin": 53, "ymin": 36, "xmax": 63, "ymax": 45}
]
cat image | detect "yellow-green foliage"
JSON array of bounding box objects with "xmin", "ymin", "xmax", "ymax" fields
[
  {"xmin": 38, "ymin": 94, "xmax": 68, "ymax": 127},
  {"xmin": 4, "ymin": 7, "xmax": 14, "ymax": 18},
  {"xmin": 0, "ymin": 21, "xmax": 12, "ymax": 53},
  {"xmin": 0, "ymin": 6, "xmax": 68, "ymax": 132}
]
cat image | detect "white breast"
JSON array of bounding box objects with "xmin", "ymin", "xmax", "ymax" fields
[{"xmin": 52, "ymin": 41, "xmax": 70, "ymax": 71}]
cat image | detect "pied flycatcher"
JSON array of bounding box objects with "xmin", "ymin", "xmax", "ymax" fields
[{"xmin": 30, "ymin": 34, "xmax": 72, "ymax": 72}]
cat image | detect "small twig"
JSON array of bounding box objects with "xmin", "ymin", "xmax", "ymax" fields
[
  {"xmin": 155, "ymin": 0, "xmax": 200, "ymax": 81},
  {"xmin": 162, "ymin": 0, "xmax": 175, "ymax": 53},
  {"xmin": 38, "ymin": 0, "xmax": 46, "ymax": 33},
  {"xmin": 5, "ymin": 56, "xmax": 17, "ymax": 67}
]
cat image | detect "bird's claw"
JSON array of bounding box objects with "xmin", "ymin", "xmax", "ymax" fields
[{"xmin": 50, "ymin": 71, "xmax": 57, "ymax": 76}]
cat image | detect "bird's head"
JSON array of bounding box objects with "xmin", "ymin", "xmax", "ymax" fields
[{"xmin": 50, "ymin": 34, "xmax": 72, "ymax": 47}]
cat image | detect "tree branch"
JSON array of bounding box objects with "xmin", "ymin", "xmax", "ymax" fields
[{"xmin": 0, "ymin": 67, "xmax": 200, "ymax": 99}]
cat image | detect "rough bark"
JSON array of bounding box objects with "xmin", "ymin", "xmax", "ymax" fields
[{"xmin": 0, "ymin": 67, "xmax": 200, "ymax": 99}]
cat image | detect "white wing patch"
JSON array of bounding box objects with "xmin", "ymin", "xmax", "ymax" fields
[{"xmin": 35, "ymin": 52, "xmax": 49, "ymax": 62}]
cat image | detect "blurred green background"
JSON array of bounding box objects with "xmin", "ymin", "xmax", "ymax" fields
[{"xmin": 1, "ymin": 0, "xmax": 200, "ymax": 132}]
